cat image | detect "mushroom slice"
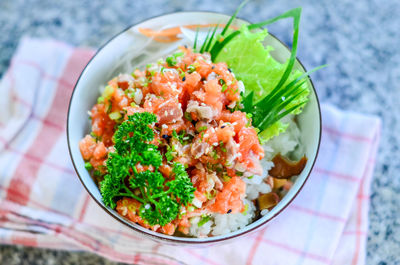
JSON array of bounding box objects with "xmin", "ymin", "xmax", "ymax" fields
[
  {"xmin": 269, "ymin": 154, "xmax": 307, "ymax": 179},
  {"xmin": 257, "ymin": 192, "xmax": 280, "ymax": 210}
]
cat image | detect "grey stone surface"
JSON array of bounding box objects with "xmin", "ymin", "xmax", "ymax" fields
[
  {"xmin": 0, "ymin": 245, "xmax": 127, "ymax": 265},
  {"xmin": 0, "ymin": 0, "xmax": 399, "ymax": 264}
]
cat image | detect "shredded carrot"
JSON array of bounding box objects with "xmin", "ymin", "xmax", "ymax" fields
[{"xmin": 138, "ymin": 23, "xmax": 239, "ymax": 43}]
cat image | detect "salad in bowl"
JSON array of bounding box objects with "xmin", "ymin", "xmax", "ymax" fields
[{"xmin": 68, "ymin": 4, "xmax": 322, "ymax": 243}]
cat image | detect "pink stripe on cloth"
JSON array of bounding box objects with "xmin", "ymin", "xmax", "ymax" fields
[
  {"xmin": 0, "ymin": 38, "xmax": 381, "ymax": 265},
  {"xmin": 322, "ymin": 126, "xmax": 373, "ymax": 143},
  {"xmin": 246, "ymin": 228, "xmax": 267, "ymax": 265}
]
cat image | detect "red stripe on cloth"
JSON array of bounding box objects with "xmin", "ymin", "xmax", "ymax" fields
[
  {"xmin": 137, "ymin": 255, "xmax": 183, "ymax": 265},
  {"xmin": 322, "ymin": 126, "xmax": 372, "ymax": 143},
  {"xmin": 246, "ymin": 228, "xmax": 267, "ymax": 265},
  {"xmin": 78, "ymin": 194, "xmax": 91, "ymax": 222},
  {"xmin": 10, "ymin": 234, "xmax": 38, "ymax": 247},
  {"xmin": 133, "ymin": 253, "xmax": 140, "ymax": 264},
  {"xmin": 351, "ymin": 176, "xmax": 367, "ymax": 265},
  {"xmin": 151, "ymin": 243, "xmax": 162, "ymax": 254},
  {"xmin": 12, "ymin": 93, "xmax": 32, "ymax": 109},
  {"xmin": 39, "ymin": 115, "xmax": 64, "ymax": 131},
  {"xmin": 261, "ymin": 238, "xmax": 331, "ymax": 264},
  {"xmin": 41, "ymin": 221, "xmax": 101, "ymax": 252},
  {"xmin": 0, "ymin": 137, "xmax": 75, "ymax": 175},
  {"xmin": 357, "ymin": 194, "xmax": 369, "ymax": 200},
  {"xmin": 343, "ymin": 230, "xmax": 367, "ymax": 236},
  {"xmin": 5, "ymin": 48, "xmax": 94, "ymax": 205},
  {"xmin": 314, "ymin": 168, "xmax": 359, "ymax": 182},
  {"xmin": 290, "ymin": 205, "xmax": 347, "ymax": 223},
  {"xmin": 0, "ymin": 185, "xmax": 74, "ymax": 219}
]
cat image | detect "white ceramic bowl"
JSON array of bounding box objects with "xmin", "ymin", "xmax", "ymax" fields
[{"xmin": 67, "ymin": 11, "xmax": 321, "ymax": 245}]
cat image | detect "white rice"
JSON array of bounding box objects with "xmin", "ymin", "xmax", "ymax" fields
[
  {"xmin": 187, "ymin": 116, "xmax": 302, "ymax": 237},
  {"xmin": 188, "ymin": 199, "xmax": 256, "ymax": 237}
]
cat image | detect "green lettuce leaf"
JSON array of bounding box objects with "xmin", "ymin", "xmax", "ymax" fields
[
  {"xmin": 258, "ymin": 120, "xmax": 289, "ymax": 141},
  {"xmin": 215, "ymin": 26, "xmax": 310, "ymax": 141}
]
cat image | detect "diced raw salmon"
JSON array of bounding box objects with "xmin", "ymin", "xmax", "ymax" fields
[
  {"xmin": 93, "ymin": 142, "xmax": 107, "ymax": 160},
  {"xmin": 237, "ymin": 127, "xmax": 264, "ymax": 161},
  {"xmin": 150, "ymin": 71, "xmax": 182, "ymax": 98},
  {"xmin": 208, "ymin": 176, "xmax": 246, "ymax": 214},
  {"xmin": 79, "ymin": 135, "xmax": 96, "ymax": 160},
  {"xmin": 153, "ymin": 98, "xmax": 183, "ymax": 124},
  {"xmin": 184, "ymin": 72, "xmax": 202, "ymax": 94}
]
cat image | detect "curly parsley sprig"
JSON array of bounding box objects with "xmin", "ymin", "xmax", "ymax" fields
[{"xmin": 100, "ymin": 112, "xmax": 195, "ymax": 226}]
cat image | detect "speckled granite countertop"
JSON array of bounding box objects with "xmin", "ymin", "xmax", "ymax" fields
[{"xmin": 1, "ymin": 0, "xmax": 399, "ymax": 264}]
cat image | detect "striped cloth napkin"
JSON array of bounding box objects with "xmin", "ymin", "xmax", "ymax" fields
[{"xmin": 0, "ymin": 37, "xmax": 380, "ymax": 265}]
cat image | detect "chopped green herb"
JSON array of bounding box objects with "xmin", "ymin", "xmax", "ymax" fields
[
  {"xmin": 177, "ymin": 68, "xmax": 186, "ymax": 79},
  {"xmin": 90, "ymin": 132, "xmax": 100, "ymax": 142},
  {"xmin": 102, "ymin": 85, "xmax": 114, "ymax": 100},
  {"xmin": 197, "ymin": 126, "xmax": 207, "ymax": 132},
  {"xmin": 211, "ymin": 149, "xmax": 219, "ymax": 160},
  {"xmin": 106, "ymin": 102, "xmax": 112, "ymax": 113},
  {"xmin": 242, "ymin": 204, "xmax": 249, "ymax": 215},
  {"xmin": 85, "ymin": 162, "xmax": 93, "ymax": 171},
  {"xmin": 206, "ymin": 189, "xmax": 217, "ymax": 200},
  {"xmin": 171, "ymin": 130, "xmax": 189, "ymax": 145},
  {"xmin": 187, "ymin": 65, "xmax": 196, "ymax": 73},
  {"xmin": 184, "ymin": 112, "xmax": 193, "ymax": 122},
  {"xmin": 100, "ymin": 112, "xmax": 195, "ymax": 226},
  {"xmin": 174, "ymin": 51, "xmax": 184, "ymax": 58},
  {"xmin": 198, "ymin": 215, "xmax": 211, "ymax": 227},
  {"xmin": 109, "ymin": 111, "xmax": 122, "ymax": 120},
  {"xmin": 221, "ymin": 84, "xmax": 227, "ymax": 92},
  {"xmin": 235, "ymin": 171, "xmax": 244, "ymax": 176},
  {"xmin": 165, "ymin": 144, "xmax": 176, "ymax": 161},
  {"xmin": 166, "ymin": 52, "xmax": 183, "ymax": 67},
  {"xmin": 221, "ymin": 174, "xmax": 231, "ymax": 182},
  {"xmin": 219, "ymin": 141, "xmax": 227, "ymax": 153}
]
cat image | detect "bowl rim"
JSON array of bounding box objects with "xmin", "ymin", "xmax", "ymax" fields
[{"xmin": 67, "ymin": 10, "xmax": 322, "ymax": 245}]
